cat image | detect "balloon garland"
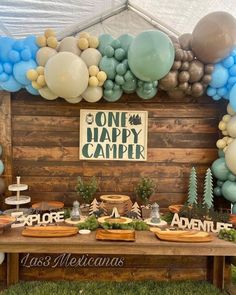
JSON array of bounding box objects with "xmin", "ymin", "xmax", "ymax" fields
[{"xmin": 0, "ymin": 11, "xmax": 236, "ymax": 209}]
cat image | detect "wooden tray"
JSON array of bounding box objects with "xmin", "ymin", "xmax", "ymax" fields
[
  {"xmin": 32, "ymin": 201, "xmax": 64, "ymax": 211},
  {"xmin": 22, "ymin": 226, "xmax": 78, "ymax": 238},
  {"xmin": 97, "ymin": 216, "xmax": 132, "ymax": 224},
  {"xmin": 0, "ymin": 215, "xmax": 16, "ymax": 229},
  {"xmin": 96, "ymin": 229, "xmax": 135, "ymax": 241},
  {"xmin": 153, "ymin": 228, "xmax": 213, "ymax": 243}
]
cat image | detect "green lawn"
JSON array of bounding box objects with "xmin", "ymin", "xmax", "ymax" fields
[{"xmin": 0, "ymin": 281, "xmax": 226, "ymax": 295}]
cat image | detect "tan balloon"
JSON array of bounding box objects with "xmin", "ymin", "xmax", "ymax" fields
[
  {"xmin": 225, "ymin": 139, "xmax": 236, "ymax": 174},
  {"xmin": 59, "ymin": 37, "xmax": 81, "ymax": 56},
  {"xmin": 36, "ymin": 47, "xmax": 57, "ymax": 67},
  {"xmin": 226, "ymin": 116, "xmax": 236, "ymax": 138},
  {"xmin": 80, "ymin": 48, "xmax": 102, "ymax": 67},
  {"xmin": 216, "ymin": 139, "xmax": 226, "ymax": 149},
  {"xmin": 45, "ymin": 52, "xmax": 89, "ymax": 99},
  {"xmin": 159, "ymin": 71, "xmax": 178, "ymax": 90},
  {"xmin": 64, "ymin": 96, "xmax": 83, "ymax": 104},
  {"xmin": 189, "ymin": 60, "xmax": 204, "ymax": 83},
  {"xmin": 82, "ymin": 86, "xmax": 103, "ymax": 103},
  {"xmin": 38, "ymin": 87, "xmax": 58, "ymax": 100},
  {"xmin": 191, "ymin": 12, "xmax": 236, "ymax": 63},
  {"xmin": 167, "ymin": 89, "xmax": 186, "ymax": 99},
  {"xmin": 178, "ymin": 33, "xmax": 192, "ymax": 50},
  {"xmin": 227, "ymin": 104, "xmax": 236, "ymax": 116}
]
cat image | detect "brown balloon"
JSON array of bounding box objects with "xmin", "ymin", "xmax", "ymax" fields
[
  {"xmin": 182, "ymin": 51, "xmax": 189, "ymax": 62},
  {"xmin": 179, "ymin": 82, "xmax": 189, "ymax": 91},
  {"xmin": 202, "ymin": 74, "xmax": 212, "ymax": 84},
  {"xmin": 159, "ymin": 71, "xmax": 178, "ymax": 90},
  {"xmin": 0, "ymin": 178, "xmax": 5, "ymax": 194},
  {"xmin": 178, "ymin": 71, "xmax": 190, "ymax": 83},
  {"xmin": 178, "ymin": 33, "xmax": 192, "ymax": 50},
  {"xmin": 187, "ymin": 51, "xmax": 194, "ymax": 61},
  {"xmin": 205, "ymin": 64, "xmax": 214, "ymax": 74},
  {"xmin": 191, "ymin": 11, "xmax": 236, "ymax": 63},
  {"xmin": 186, "ymin": 85, "xmax": 192, "ymax": 95},
  {"xmin": 167, "ymin": 89, "xmax": 186, "ymax": 99},
  {"xmin": 175, "ymin": 49, "xmax": 184, "ymax": 61},
  {"xmin": 181, "ymin": 61, "xmax": 189, "ymax": 70},
  {"xmin": 189, "ymin": 60, "xmax": 204, "ymax": 83},
  {"xmin": 191, "ymin": 82, "xmax": 204, "ymax": 96},
  {"xmin": 171, "ymin": 61, "xmax": 182, "ymax": 70}
]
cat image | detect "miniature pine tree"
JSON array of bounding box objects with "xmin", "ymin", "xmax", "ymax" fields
[
  {"xmin": 187, "ymin": 167, "xmax": 198, "ymax": 206},
  {"xmin": 89, "ymin": 198, "xmax": 99, "ymax": 215},
  {"xmin": 131, "ymin": 202, "xmax": 141, "ymax": 219},
  {"xmin": 203, "ymin": 168, "xmax": 214, "ymax": 209},
  {"xmin": 99, "ymin": 201, "xmax": 107, "ymax": 216}
]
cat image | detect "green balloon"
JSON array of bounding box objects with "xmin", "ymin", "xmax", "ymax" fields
[
  {"xmin": 99, "ymin": 56, "xmax": 119, "ymax": 80},
  {"xmin": 111, "ymin": 39, "xmax": 121, "ymax": 49},
  {"xmin": 118, "ymin": 34, "xmax": 134, "ymax": 52},
  {"xmin": 213, "ymin": 186, "xmax": 222, "ymax": 197},
  {"xmin": 113, "ymin": 84, "xmax": 121, "ymax": 90},
  {"xmin": 116, "ymin": 63, "xmax": 126, "ymax": 75},
  {"xmin": 228, "ymin": 173, "xmax": 236, "ymax": 182},
  {"xmin": 128, "ymin": 30, "xmax": 175, "ymax": 81},
  {"xmin": 124, "ymin": 70, "xmax": 134, "ymax": 81},
  {"xmin": 98, "ymin": 34, "xmax": 114, "ymax": 56},
  {"xmin": 144, "ymin": 82, "xmax": 153, "ymax": 90},
  {"xmin": 122, "ymin": 78, "xmax": 137, "ymax": 93},
  {"xmin": 104, "ymin": 88, "xmax": 123, "ymax": 102},
  {"xmin": 232, "ymin": 203, "xmax": 236, "ymax": 214},
  {"xmin": 218, "ymin": 149, "xmax": 225, "ymax": 158},
  {"xmin": 136, "ymin": 86, "xmax": 157, "ymax": 100},
  {"xmin": 105, "ymin": 46, "xmax": 114, "ymax": 58},
  {"xmin": 0, "ymin": 160, "xmax": 4, "ymax": 175},
  {"xmin": 114, "ymin": 48, "xmax": 126, "ymax": 61},
  {"xmin": 211, "ymin": 158, "xmax": 229, "ymax": 181},
  {"xmin": 222, "ymin": 180, "xmax": 236, "ymax": 203},
  {"xmin": 217, "ymin": 180, "xmax": 224, "ymax": 187},
  {"xmin": 115, "ymin": 75, "xmax": 125, "ymax": 85},
  {"xmin": 104, "ymin": 80, "xmax": 114, "ymax": 90}
]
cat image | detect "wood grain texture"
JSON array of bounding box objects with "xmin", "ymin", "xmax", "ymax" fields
[{"xmin": 7, "ymin": 253, "xmax": 19, "ymax": 286}]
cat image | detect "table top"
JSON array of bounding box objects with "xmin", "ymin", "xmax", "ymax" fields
[{"xmin": 0, "ymin": 228, "xmax": 235, "ymax": 256}]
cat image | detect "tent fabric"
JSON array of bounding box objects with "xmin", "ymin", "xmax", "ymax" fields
[{"xmin": 0, "ymin": 0, "xmax": 236, "ymax": 38}]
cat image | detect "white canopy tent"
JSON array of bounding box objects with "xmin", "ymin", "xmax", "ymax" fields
[{"xmin": 0, "ymin": 0, "xmax": 236, "ymax": 39}]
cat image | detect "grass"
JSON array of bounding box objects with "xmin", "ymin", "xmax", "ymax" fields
[{"xmin": 0, "ymin": 281, "xmax": 226, "ymax": 295}]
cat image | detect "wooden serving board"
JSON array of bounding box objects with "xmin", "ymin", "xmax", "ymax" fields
[
  {"xmin": 0, "ymin": 215, "xmax": 16, "ymax": 228},
  {"xmin": 96, "ymin": 229, "xmax": 135, "ymax": 242},
  {"xmin": 153, "ymin": 228, "xmax": 213, "ymax": 243},
  {"xmin": 22, "ymin": 226, "xmax": 78, "ymax": 238}
]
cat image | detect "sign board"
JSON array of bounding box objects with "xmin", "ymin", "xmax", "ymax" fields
[{"xmin": 80, "ymin": 109, "xmax": 148, "ymax": 161}]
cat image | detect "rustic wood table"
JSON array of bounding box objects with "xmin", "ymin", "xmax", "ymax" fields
[{"xmin": 0, "ymin": 228, "xmax": 236, "ymax": 291}]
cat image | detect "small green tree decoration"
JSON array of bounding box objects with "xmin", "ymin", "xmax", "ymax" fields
[
  {"xmin": 187, "ymin": 167, "xmax": 198, "ymax": 206},
  {"xmin": 134, "ymin": 177, "xmax": 156, "ymax": 205},
  {"xmin": 75, "ymin": 176, "xmax": 98, "ymax": 204},
  {"xmin": 203, "ymin": 168, "xmax": 214, "ymax": 209}
]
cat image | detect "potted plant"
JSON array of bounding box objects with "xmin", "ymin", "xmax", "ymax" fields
[
  {"xmin": 75, "ymin": 176, "xmax": 98, "ymax": 216},
  {"xmin": 134, "ymin": 177, "xmax": 156, "ymax": 219}
]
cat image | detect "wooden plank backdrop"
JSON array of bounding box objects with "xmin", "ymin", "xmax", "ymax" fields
[{"xmin": 7, "ymin": 90, "xmax": 225, "ymax": 208}]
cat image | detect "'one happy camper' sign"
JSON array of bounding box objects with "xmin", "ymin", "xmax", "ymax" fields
[{"xmin": 80, "ymin": 110, "xmax": 148, "ymax": 161}]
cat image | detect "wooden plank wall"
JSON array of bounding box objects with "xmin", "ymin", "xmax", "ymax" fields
[{"xmin": 9, "ymin": 90, "xmax": 225, "ymax": 208}]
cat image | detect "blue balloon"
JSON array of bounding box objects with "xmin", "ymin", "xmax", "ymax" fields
[
  {"xmin": 213, "ymin": 94, "xmax": 221, "ymax": 100},
  {"xmin": 0, "ymin": 64, "xmax": 3, "ymax": 74},
  {"xmin": 229, "ymin": 65, "xmax": 236, "ymax": 76},
  {"xmin": 231, "ymin": 48, "xmax": 236, "ymax": 56},
  {"xmin": 26, "ymin": 84, "xmax": 39, "ymax": 95},
  {"xmin": 228, "ymin": 76, "xmax": 236, "ymax": 86},
  {"xmin": 23, "ymin": 35, "xmax": 39, "ymax": 59},
  {"xmin": 207, "ymin": 87, "xmax": 216, "ymax": 96},
  {"xmin": 210, "ymin": 64, "xmax": 229, "ymax": 88},
  {"xmin": 0, "ymin": 37, "xmax": 14, "ymax": 62},
  {"xmin": 0, "ymin": 73, "xmax": 9, "ymax": 82},
  {"xmin": 0, "ymin": 75, "xmax": 22, "ymax": 92},
  {"xmin": 21, "ymin": 48, "xmax": 32, "ymax": 61},
  {"xmin": 223, "ymin": 56, "xmax": 234, "ymax": 68},
  {"xmin": 3, "ymin": 63, "xmax": 13, "ymax": 74},
  {"xmin": 13, "ymin": 40, "xmax": 25, "ymax": 51},
  {"xmin": 8, "ymin": 50, "xmax": 21, "ymax": 63},
  {"xmin": 13, "ymin": 59, "xmax": 37, "ymax": 85},
  {"xmin": 217, "ymin": 87, "xmax": 227, "ymax": 97},
  {"xmin": 229, "ymin": 83, "xmax": 236, "ymax": 111},
  {"xmin": 0, "ymin": 160, "xmax": 4, "ymax": 175}
]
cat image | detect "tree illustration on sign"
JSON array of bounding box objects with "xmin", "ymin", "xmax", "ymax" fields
[
  {"xmin": 187, "ymin": 167, "xmax": 198, "ymax": 206},
  {"xmin": 203, "ymin": 168, "xmax": 214, "ymax": 209}
]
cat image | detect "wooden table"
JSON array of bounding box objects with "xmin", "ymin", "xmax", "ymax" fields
[{"xmin": 1, "ymin": 228, "xmax": 236, "ymax": 291}]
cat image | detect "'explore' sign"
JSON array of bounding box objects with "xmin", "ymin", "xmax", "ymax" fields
[{"xmin": 80, "ymin": 110, "xmax": 148, "ymax": 161}]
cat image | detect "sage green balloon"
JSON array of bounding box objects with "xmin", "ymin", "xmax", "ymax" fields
[
  {"xmin": 104, "ymin": 88, "xmax": 123, "ymax": 102},
  {"xmin": 211, "ymin": 157, "xmax": 229, "ymax": 181},
  {"xmin": 118, "ymin": 34, "xmax": 134, "ymax": 52},
  {"xmin": 122, "ymin": 78, "xmax": 137, "ymax": 93},
  {"xmin": 128, "ymin": 30, "xmax": 175, "ymax": 81},
  {"xmin": 232, "ymin": 203, "xmax": 236, "ymax": 214},
  {"xmin": 98, "ymin": 34, "xmax": 113, "ymax": 56},
  {"xmin": 99, "ymin": 56, "xmax": 119, "ymax": 80},
  {"xmin": 136, "ymin": 86, "xmax": 157, "ymax": 100},
  {"xmin": 222, "ymin": 180, "xmax": 236, "ymax": 203},
  {"xmin": 213, "ymin": 186, "xmax": 222, "ymax": 197}
]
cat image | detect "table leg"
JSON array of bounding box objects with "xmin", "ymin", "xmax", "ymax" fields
[
  {"xmin": 7, "ymin": 253, "xmax": 19, "ymax": 286},
  {"xmin": 207, "ymin": 256, "xmax": 227, "ymax": 290}
]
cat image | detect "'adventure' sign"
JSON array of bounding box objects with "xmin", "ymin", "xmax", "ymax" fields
[{"xmin": 80, "ymin": 110, "xmax": 148, "ymax": 161}]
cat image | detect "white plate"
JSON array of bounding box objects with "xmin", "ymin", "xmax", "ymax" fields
[{"xmin": 79, "ymin": 229, "xmax": 91, "ymax": 235}]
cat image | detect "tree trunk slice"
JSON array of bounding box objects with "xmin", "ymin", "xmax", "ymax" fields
[
  {"xmin": 97, "ymin": 216, "xmax": 132, "ymax": 224},
  {"xmin": 32, "ymin": 201, "xmax": 64, "ymax": 211}
]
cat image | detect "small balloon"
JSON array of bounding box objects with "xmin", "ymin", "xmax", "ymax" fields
[
  {"xmin": 104, "ymin": 88, "xmax": 122, "ymax": 102},
  {"xmin": 99, "ymin": 56, "xmax": 119, "ymax": 80},
  {"xmin": 98, "ymin": 34, "xmax": 114, "ymax": 56},
  {"xmin": 59, "ymin": 36, "xmax": 81, "ymax": 56},
  {"xmin": 188, "ymin": 60, "xmax": 204, "ymax": 83},
  {"xmin": 159, "ymin": 71, "xmax": 178, "ymax": 90},
  {"xmin": 82, "ymin": 86, "xmax": 103, "ymax": 103}
]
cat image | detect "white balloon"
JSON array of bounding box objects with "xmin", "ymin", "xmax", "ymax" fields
[
  {"xmin": 64, "ymin": 96, "xmax": 83, "ymax": 104},
  {"xmin": 39, "ymin": 87, "xmax": 58, "ymax": 100},
  {"xmin": 82, "ymin": 86, "xmax": 103, "ymax": 103},
  {"xmin": 36, "ymin": 47, "xmax": 57, "ymax": 66},
  {"xmin": 0, "ymin": 253, "xmax": 5, "ymax": 265},
  {"xmin": 225, "ymin": 139, "xmax": 236, "ymax": 174},
  {"xmin": 226, "ymin": 116, "xmax": 236, "ymax": 138},
  {"xmin": 45, "ymin": 52, "xmax": 89, "ymax": 99},
  {"xmin": 59, "ymin": 37, "xmax": 81, "ymax": 56},
  {"xmin": 80, "ymin": 48, "xmax": 102, "ymax": 67}
]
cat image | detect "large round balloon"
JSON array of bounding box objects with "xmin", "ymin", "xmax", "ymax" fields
[
  {"xmin": 225, "ymin": 139, "xmax": 236, "ymax": 174},
  {"xmin": 13, "ymin": 59, "xmax": 37, "ymax": 85},
  {"xmin": 82, "ymin": 86, "xmax": 103, "ymax": 102},
  {"xmin": 222, "ymin": 180, "xmax": 236, "ymax": 203},
  {"xmin": 128, "ymin": 30, "xmax": 175, "ymax": 81},
  {"xmin": 0, "ymin": 76, "xmax": 22, "ymax": 92},
  {"xmin": 191, "ymin": 12, "xmax": 236, "ymax": 63},
  {"xmin": 59, "ymin": 36, "xmax": 81, "ymax": 56},
  {"xmin": 36, "ymin": 47, "xmax": 57, "ymax": 66},
  {"xmin": 211, "ymin": 157, "xmax": 230, "ymax": 181},
  {"xmin": 80, "ymin": 48, "xmax": 102, "ymax": 67},
  {"xmin": 45, "ymin": 52, "xmax": 89, "ymax": 99},
  {"xmin": 38, "ymin": 87, "xmax": 58, "ymax": 100}
]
